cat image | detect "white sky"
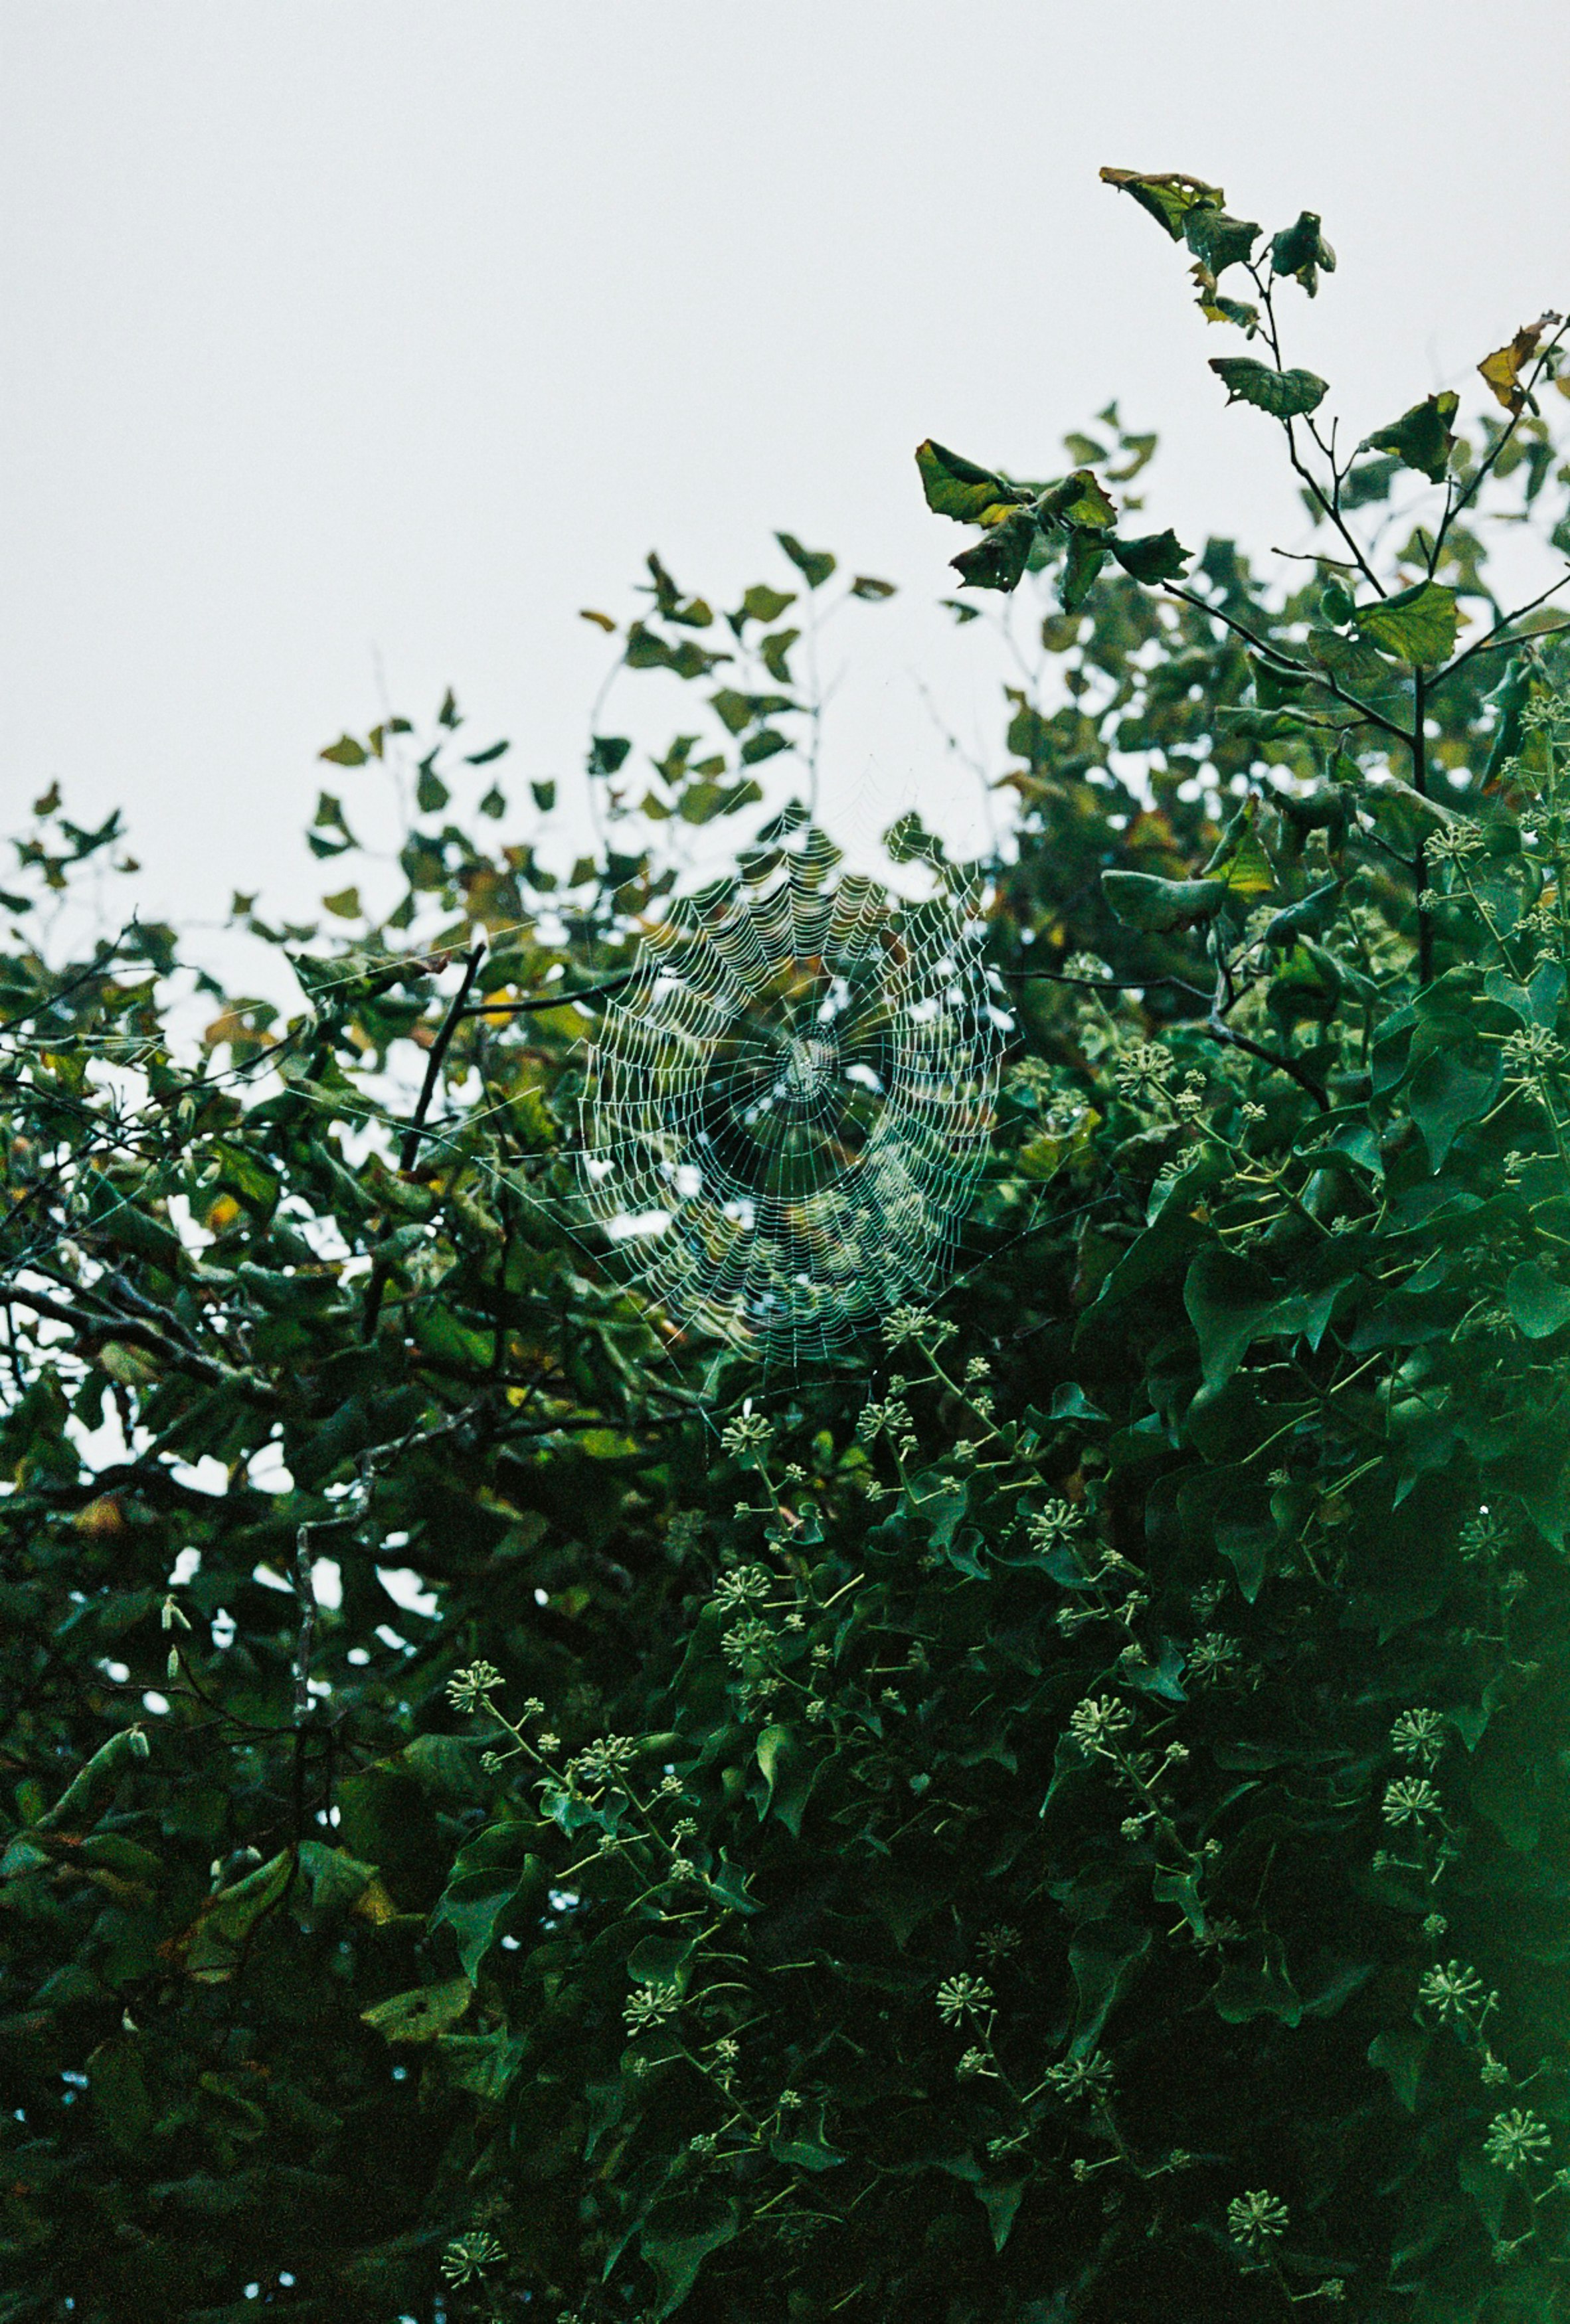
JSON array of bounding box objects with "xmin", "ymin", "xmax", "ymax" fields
[{"xmin": 3, "ymin": 3, "xmax": 1569, "ymax": 975}]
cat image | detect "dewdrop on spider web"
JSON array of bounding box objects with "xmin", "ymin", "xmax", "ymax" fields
[{"xmin": 576, "ymin": 827, "xmax": 1002, "ymax": 1365}]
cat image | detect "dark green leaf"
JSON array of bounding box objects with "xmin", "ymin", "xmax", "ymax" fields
[
  {"xmin": 1359, "ymin": 391, "xmax": 1460, "ymax": 484},
  {"xmin": 1109, "ymin": 529, "xmax": 1191, "ymax": 584},
  {"xmin": 1270, "ymin": 210, "xmax": 1336, "ymax": 295},
  {"xmin": 1507, "ymin": 1261, "xmax": 1570, "ymax": 1339},
  {"xmin": 775, "ymin": 531, "xmax": 837, "ymax": 588},
  {"xmin": 1101, "ymin": 869, "xmax": 1229, "ymax": 931},
  {"xmin": 1183, "ymin": 206, "xmax": 1259, "ymax": 276},
  {"xmin": 951, "ymin": 508, "xmax": 1037, "ymax": 594},
  {"xmin": 1209, "ymin": 358, "xmax": 1328, "ymax": 418},
  {"xmin": 1098, "ymin": 165, "xmax": 1225, "ymax": 240}
]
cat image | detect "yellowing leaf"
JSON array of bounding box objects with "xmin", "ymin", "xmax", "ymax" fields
[
  {"xmin": 916, "ymin": 440, "xmax": 1025, "ymax": 526},
  {"xmin": 361, "ymin": 1976, "xmax": 473, "ymax": 2042},
  {"xmin": 1100, "ymin": 166, "xmax": 1225, "ymax": 241},
  {"xmin": 1479, "ymin": 313, "xmax": 1562, "ymax": 415}
]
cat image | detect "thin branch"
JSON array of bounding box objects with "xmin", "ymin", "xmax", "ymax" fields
[
  {"xmin": 459, "ymin": 971, "xmax": 631, "ymax": 1019},
  {"xmin": 400, "ymin": 944, "xmax": 486, "ymax": 1173},
  {"xmin": 1162, "ymin": 585, "xmax": 1412, "ymax": 745},
  {"xmin": 1002, "ymin": 967, "xmax": 1213, "ymax": 1003},
  {"xmin": 2, "ymin": 1282, "xmax": 276, "ymax": 1400},
  {"xmin": 1433, "ymin": 578, "xmax": 1570, "ymax": 690},
  {"xmin": 1205, "ymin": 1013, "xmax": 1330, "ymax": 1110}
]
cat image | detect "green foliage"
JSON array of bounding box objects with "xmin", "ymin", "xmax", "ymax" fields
[{"xmin": 5, "ymin": 167, "xmax": 1570, "ymax": 2324}]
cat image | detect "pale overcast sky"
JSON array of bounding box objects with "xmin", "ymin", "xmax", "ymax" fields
[{"xmin": 3, "ymin": 3, "xmax": 1568, "ymax": 968}]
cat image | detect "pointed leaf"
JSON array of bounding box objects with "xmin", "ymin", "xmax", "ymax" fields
[
  {"xmin": 1270, "ymin": 210, "xmax": 1336, "ymax": 296},
  {"xmin": 951, "ymin": 507, "xmax": 1037, "ymax": 594},
  {"xmin": 1099, "ymin": 165, "xmax": 1225, "ymax": 241},
  {"xmin": 1101, "ymin": 869, "xmax": 1229, "ymax": 932},
  {"xmin": 1359, "ymin": 391, "xmax": 1459, "ymax": 484},
  {"xmin": 1354, "ymin": 580, "xmax": 1458, "ymax": 666},
  {"xmin": 1507, "ymin": 1261, "xmax": 1570, "ymax": 1340},
  {"xmin": 1209, "ymin": 357, "xmax": 1328, "ymax": 418},
  {"xmin": 915, "ymin": 441, "xmax": 1023, "ymax": 525},
  {"xmin": 1479, "ymin": 313, "xmax": 1561, "ymax": 415},
  {"xmin": 1036, "ymin": 469, "xmax": 1117, "ymax": 531},
  {"xmin": 1110, "ymin": 529, "xmax": 1191, "ymax": 584},
  {"xmin": 361, "ymin": 1975, "xmax": 472, "ymax": 2042}
]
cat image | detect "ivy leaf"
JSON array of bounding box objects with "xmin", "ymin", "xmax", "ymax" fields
[
  {"xmin": 1270, "ymin": 210, "xmax": 1336, "ymax": 296},
  {"xmin": 1506, "ymin": 1261, "xmax": 1570, "ymax": 1340},
  {"xmin": 1101, "ymin": 869, "xmax": 1229, "ymax": 932},
  {"xmin": 1098, "ymin": 165, "xmax": 1225, "ymax": 241},
  {"xmin": 1407, "ymin": 1042, "xmax": 1501, "ymax": 1166},
  {"xmin": 1478, "ymin": 313, "xmax": 1562, "ymax": 415},
  {"xmin": 1209, "ymin": 359, "xmax": 1328, "ymax": 419},
  {"xmin": 1354, "ymin": 580, "xmax": 1459, "ymax": 667},
  {"xmin": 951, "ymin": 508, "xmax": 1037, "ymax": 594},
  {"xmin": 1359, "ymin": 391, "xmax": 1459, "ymax": 485},
  {"xmin": 1109, "ymin": 529, "xmax": 1191, "ymax": 584},
  {"xmin": 915, "ymin": 441, "xmax": 1024, "ymax": 525}
]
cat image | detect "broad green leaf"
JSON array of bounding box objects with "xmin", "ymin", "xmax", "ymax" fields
[
  {"xmin": 1359, "ymin": 390, "xmax": 1459, "ymax": 484},
  {"xmin": 849, "ymin": 573, "xmax": 897, "ymax": 600},
  {"xmin": 754, "ymin": 1721, "xmax": 814, "ymax": 1835},
  {"xmin": 1068, "ymin": 1921, "xmax": 1151, "ymax": 2054},
  {"xmin": 1407, "ymin": 1042, "xmax": 1501, "ymax": 1165},
  {"xmin": 915, "ymin": 440, "xmax": 1023, "ymax": 525},
  {"xmin": 1263, "ymin": 878, "xmax": 1341, "ymax": 947},
  {"xmin": 1269, "ymin": 210, "xmax": 1336, "ymax": 295},
  {"xmin": 1368, "ymin": 2027, "xmax": 1429, "ymax": 2112},
  {"xmin": 1036, "ymin": 469, "xmax": 1117, "ymax": 531},
  {"xmin": 183, "ymin": 1851, "xmax": 293, "ymax": 1983},
  {"xmin": 1182, "ymin": 205, "xmax": 1259, "ymax": 276},
  {"xmin": 739, "ymin": 582, "xmax": 796, "ymax": 625},
  {"xmin": 1099, "ymin": 165, "xmax": 1225, "ymax": 241},
  {"xmin": 1101, "ymin": 869, "xmax": 1229, "ymax": 931},
  {"xmin": 1109, "ymin": 529, "xmax": 1191, "ymax": 583},
  {"xmin": 1209, "ymin": 357, "xmax": 1328, "ymax": 418},
  {"xmin": 951, "ymin": 507, "xmax": 1037, "ymax": 594},
  {"xmin": 1320, "ymin": 579, "xmax": 1355, "ymax": 626},
  {"xmin": 361, "ymin": 1975, "xmax": 472, "ymax": 2042},
  {"xmin": 640, "ymin": 2203, "xmax": 741, "ymax": 2320},
  {"xmin": 1354, "ymin": 580, "xmax": 1459, "ymax": 666},
  {"xmin": 36, "ymin": 1724, "xmax": 150, "ymax": 1831},
  {"xmin": 319, "ymin": 733, "xmax": 368, "ymax": 767},
  {"xmin": 1214, "ymin": 1935, "xmax": 1302, "ymax": 2024},
  {"xmin": 1507, "ymin": 1260, "xmax": 1570, "ymax": 1339},
  {"xmin": 758, "ymin": 626, "xmax": 800, "ymax": 682},
  {"xmin": 432, "ymin": 1836, "xmax": 546, "ymax": 1981}
]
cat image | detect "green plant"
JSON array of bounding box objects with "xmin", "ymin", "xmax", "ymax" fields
[{"xmin": 4, "ymin": 167, "xmax": 1570, "ymax": 2324}]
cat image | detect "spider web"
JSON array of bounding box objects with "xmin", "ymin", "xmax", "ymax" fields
[{"xmin": 577, "ymin": 833, "xmax": 1002, "ymax": 1365}]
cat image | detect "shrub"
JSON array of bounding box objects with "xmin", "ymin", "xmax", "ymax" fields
[{"xmin": 3, "ymin": 170, "xmax": 1570, "ymax": 2323}]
